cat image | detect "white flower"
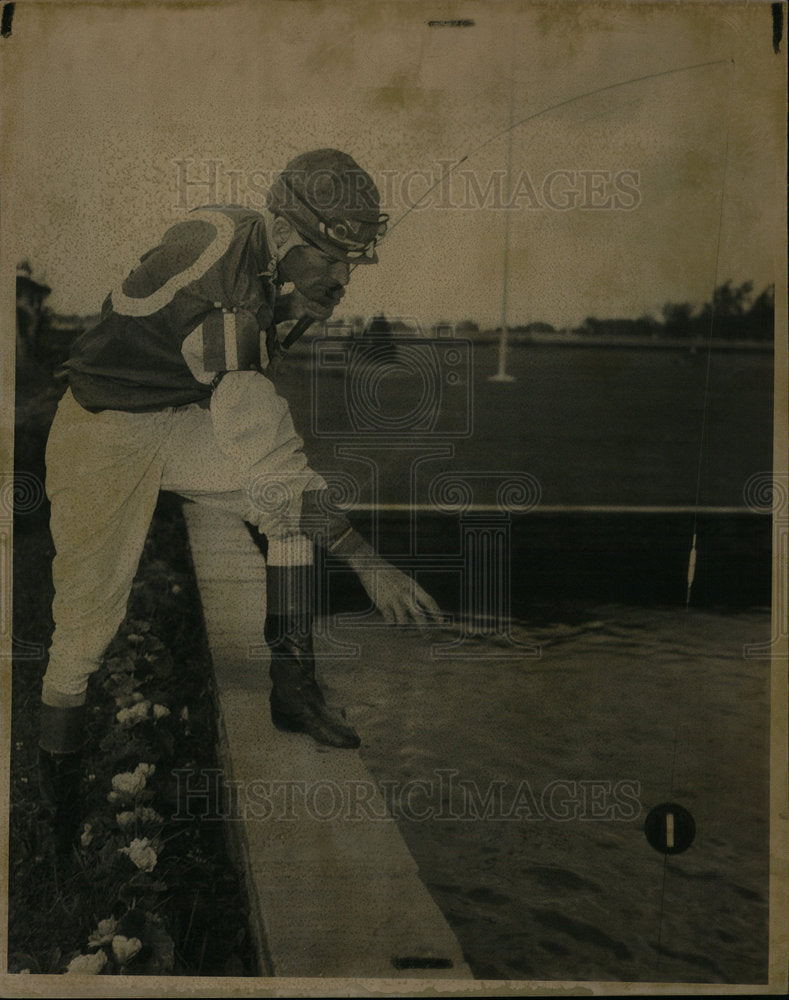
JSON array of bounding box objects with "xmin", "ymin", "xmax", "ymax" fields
[
  {"xmin": 111, "ymin": 771, "xmax": 146, "ymax": 798},
  {"xmin": 111, "ymin": 763, "xmax": 155, "ymax": 799},
  {"xmin": 119, "ymin": 837, "xmax": 158, "ymax": 872},
  {"xmin": 152, "ymin": 703, "xmax": 170, "ymax": 720},
  {"xmin": 79, "ymin": 823, "xmax": 94, "ymax": 848},
  {"xmin": 126, "ymin": 633, "xmax": 145, "ymax": 645},
  {"xmin": 88, "ymin": 916, "xmax": 118, "ymax": 947},
  {"xmin": 116, "ymin": 700, "xmax": 151, "ymax": 726},
  {"xmin": 132, "ymin": 691, "xmax": 145, "ymax": 703},
  {"xmin": 179, "ymin": 706, "xmax": 189, "ymax": 722},
  {"xmin": 65, "ymin": 950, "xmax": 107, "ymax": 975},
  {"xmin": 116, "ymin": 810, "xmax": 136, "ymax": 829},
  {"xmin": 111, "ymin": 935, "xmax": 142, "ymax": 965},
  {"xmin": 171, "ymin": 583, "xmax": 182, "ymax": 595}
]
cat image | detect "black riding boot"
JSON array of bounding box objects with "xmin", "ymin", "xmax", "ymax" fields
[
  {"xmin": 38, "ymin": 702, "xmax": 86, "ymax": 854},
  {"xmin": 265, "ymin": 563, "xmax": 360, "ymax": 749}
]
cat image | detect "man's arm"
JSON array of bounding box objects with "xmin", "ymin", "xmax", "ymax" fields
[
  {"xmin": 334, "ymin": 531, "xmax": 443, "ymax": 626},
  {"xmin": 299, "ymin": 490, "xmax": 442, "ymax": 626}
]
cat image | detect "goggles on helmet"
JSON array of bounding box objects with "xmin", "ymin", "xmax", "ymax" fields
[
  {"xmin": 279, "ymin": 174, "xmax": 388, "ymax": 262},
  {"xmin": 294, "ymin": 222, "xmax": 385, "ymax": 263},
  {"xmin": 316, "ymin": 214, "xmax": 388, "ymax": 254}
]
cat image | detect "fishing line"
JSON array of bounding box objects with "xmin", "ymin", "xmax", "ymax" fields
[
  {"xmin": 279, "ymin": 58, "xmax": 732, "ymax": 363},
  {"xmin": 493, "ymin": 24, "xmax": 519, "ymax": 383},
  {"xmin": 279, "ymin": 50, "xmax": 741, "ymax": 981},
  {"xmin": 655, "ymin": 55, "xmax": 736, "ymax": 978},
  {"xmin": 364, "ymin": 50, "xmax": 737, "ymax": 982},
  {"xmin": 686, "ymin": 58, "xmax": 737, "ymax": 608},
  {"xmin": 384, "ymin": 57, "xmax": 732, "ymax": 241},
  {"xmin": 368, "ymin": 51, "xmax": 736, "ymax": 978}
]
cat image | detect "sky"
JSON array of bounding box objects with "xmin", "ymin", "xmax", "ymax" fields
[{"xmin": 1, "ymin": 0, "xmax": 785, "ymax": 330}]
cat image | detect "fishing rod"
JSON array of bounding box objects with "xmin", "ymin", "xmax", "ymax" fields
[{"xmin": 269, "ymin": 56, "xmax": 731, "ymax": 375}]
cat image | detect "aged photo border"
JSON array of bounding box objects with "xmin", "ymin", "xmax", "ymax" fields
[{"xmin": 1, "ymin": 0, "xmax": 787, "ymax": 995}]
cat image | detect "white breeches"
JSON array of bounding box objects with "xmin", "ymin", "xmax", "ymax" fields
[{"xmin": 42, "ymin": 372, "xmax": 325, "ymax": 705}]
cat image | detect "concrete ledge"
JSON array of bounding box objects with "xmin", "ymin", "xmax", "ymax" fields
[{"xmin": 182, "ymin": 502, "xmax": 472, "ymax": 980}]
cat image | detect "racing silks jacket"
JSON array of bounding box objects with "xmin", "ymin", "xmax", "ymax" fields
[{"xmin": 63, "ymin": 206, "xmax": 279, "ymax": 412}]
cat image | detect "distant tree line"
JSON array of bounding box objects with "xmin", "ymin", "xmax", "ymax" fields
[
  {"xmin": 448, "ymin": 280, "xmax": 774, "ymax": 341},
  {"xmin": 657, "ymin": 281, "xmax": 774, "ymax": 341},
  {"xmin": 572, "ymin": 281, "xmax": 773, "ymax": 341}
]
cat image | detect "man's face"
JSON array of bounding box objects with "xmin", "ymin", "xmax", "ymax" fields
[{"xmin": 278, "ymin": 244, "xmax": 351, "ymax": 311}]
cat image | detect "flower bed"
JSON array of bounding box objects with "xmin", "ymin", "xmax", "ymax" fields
[{"xmin": 9, "ymin": 492, "xmax": 257, "ymax": 976}]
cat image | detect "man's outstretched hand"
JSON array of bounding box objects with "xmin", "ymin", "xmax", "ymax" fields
[{"xmin": 349, "ymin": 555, "xmax": 443, "ymax": 626}]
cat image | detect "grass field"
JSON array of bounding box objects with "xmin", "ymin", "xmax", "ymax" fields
[{"xmin": 276, "ymin": 339, "xmax": 774, "ymax": 509}]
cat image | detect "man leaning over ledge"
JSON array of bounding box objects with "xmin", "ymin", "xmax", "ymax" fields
[{"xmin": 38, "ymin": 148, "xmax": 441, "ymax": 849}]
